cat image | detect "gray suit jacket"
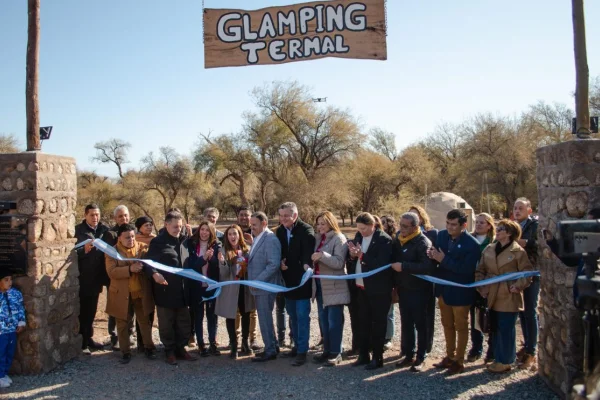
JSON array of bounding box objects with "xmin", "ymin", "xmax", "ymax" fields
[{"xmin": 247, "ymin": 229, "xmax": 283, "ymax": 296}]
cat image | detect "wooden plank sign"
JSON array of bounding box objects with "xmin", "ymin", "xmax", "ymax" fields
[{"xmin": 203, "ymin": 0, "xmax": 387, "ymax": 68}]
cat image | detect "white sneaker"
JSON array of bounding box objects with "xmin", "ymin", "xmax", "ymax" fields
[
  {"xmin": 0, "ymin": 376, "xmax": 11, "ymax": 388},
  {"xmin": 5, "ymin": 375, "xmax": 12, "ymax": 384}
]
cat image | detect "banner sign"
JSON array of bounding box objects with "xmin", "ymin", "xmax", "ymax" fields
[{"xmin": 203, "ymin": 0, "xmax": 387, "ymax": 68}]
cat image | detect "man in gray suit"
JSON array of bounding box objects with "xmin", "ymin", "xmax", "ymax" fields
[{"xmin": 247, "ymin": 212, "xmax": 282, "ymax": 362}]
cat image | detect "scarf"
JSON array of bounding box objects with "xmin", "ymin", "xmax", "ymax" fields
[
  {"xmin": 495, "ymin": 240, "xmax": 513, "ymax": 256},
  {"xmin": 313, "ymin": 233, "xmax": 327, "ymax": 275},
  {"xmin": 117, "ymin": 242, "xmax": 143, "ymax": 297},
  {"xmin": 398, "ymin": 230, "xmax": 420, "ymax": 246}
]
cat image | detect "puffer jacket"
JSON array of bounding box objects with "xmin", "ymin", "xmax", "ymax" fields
[
  {"xmin": 0, "ymin": 288, "xmax": 26, "ymax": 335},
  {"xmin": 313, "ymin": 231, "xmax": 350, "ymax": 306}
]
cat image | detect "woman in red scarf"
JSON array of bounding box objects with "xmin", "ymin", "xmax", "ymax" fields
[{"xmin": 311, "ymin": 211, "xmax": 349, "ymax": 366}]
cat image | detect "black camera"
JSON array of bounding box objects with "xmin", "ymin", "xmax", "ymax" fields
[{"xmin": 557, "ymin": 219, "xmax": 600, "ymax": 258}]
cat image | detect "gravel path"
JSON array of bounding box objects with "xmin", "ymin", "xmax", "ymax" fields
[{"xmin": 2, "ymin": 297, "xmax": 558, "ymax": 400}]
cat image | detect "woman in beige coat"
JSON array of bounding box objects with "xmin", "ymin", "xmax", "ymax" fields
[
  {"xmin": 475, "ymin": 219, "xmax": 532, "ymax": 373},
  {"xmin": 105, "ymin": 224, "xmax": 156, "ymax": 364},
  {"xmin": 215, "ymin": 224, "xmax": 256, "ymax": 359},
  {"xmin": 311, "ymin": 211, "xmax": 349, "ymax": 366}
]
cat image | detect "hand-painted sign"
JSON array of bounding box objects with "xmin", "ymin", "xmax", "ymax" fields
[{"xmin": 203, "ymin": 0, "xmax": 387, "ymax": 68}]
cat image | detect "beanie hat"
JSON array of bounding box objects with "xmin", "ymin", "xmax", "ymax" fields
[
  {"xmin": 0, "ymin": 267, "xmax": 12, "ymax": 280},
  {"xmin": 135, "ymin": 216, "xmax": 153, "ymax": 230}
]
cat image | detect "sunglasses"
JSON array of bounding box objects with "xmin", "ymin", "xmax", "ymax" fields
[{"xmin": 497, "ymin": 226, "xmax": 507, "ymax": 232}]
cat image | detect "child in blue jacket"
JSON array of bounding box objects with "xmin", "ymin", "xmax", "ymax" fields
[{"xmin": 0, "ymin": 268, "xmax": 26, "ymax": 388}]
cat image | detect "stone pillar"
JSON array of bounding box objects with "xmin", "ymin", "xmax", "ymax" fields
[
  {"xmin": 0, "ymin": 153, "xmax": 80, "ymax": 374},
  {"xmin": 536, "ymin": 139, "xmax": 600, "ymax": 397}
]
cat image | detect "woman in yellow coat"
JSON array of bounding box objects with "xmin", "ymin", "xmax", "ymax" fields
[
  {"xmin": 475, "ymin": 219, "xmax": 532, "ymax": 373},
  {"xmin": 105, "ymin": 224, "xmax": 156, "ymax": 364}
]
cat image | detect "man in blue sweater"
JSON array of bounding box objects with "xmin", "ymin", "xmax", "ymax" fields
[{"xmin": 429, "ymin": 209, "xmax": 481, "ymax": 375}]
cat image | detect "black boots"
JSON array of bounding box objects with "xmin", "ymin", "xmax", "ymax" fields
[{"xmin": 240, "ymin": 339, "xmax": 253, "ymax": 356}]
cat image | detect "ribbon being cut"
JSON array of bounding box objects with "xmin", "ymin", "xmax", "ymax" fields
[{"xmin": 75, "ymin": 239, "xmax": 541, "ymax": 300}]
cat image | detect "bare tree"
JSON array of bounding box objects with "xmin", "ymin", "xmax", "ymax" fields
[
  {"xmin": 194, "ymin": 133, "xmax": 252, "ymax": 207},
  {"xmin": 0, "ymin": 134, "xmax": 21, "ymax": 153},
  {"xmin": 26, "ymin": 0, "xmax": 41, "ymax": 151},
  {"xmin": 91, "ymin": 139, "xmax": 132, "ymax": 179},
  {"xmin": 522, "ymin": 101, "xmax": 573, "ymax": 144},
  {"xmin": 252, "ymin": 81, "xmax": 363, "ymax": 180},
  {"xmin": 141, "ymin": 147, "xmax": 195, "ymax": 215},
  {"xmin": 369, "ymin": 128, "xmax": 398, "ymax": 161},
  {"xmin": 419, "ymin": 123, "xmax": 468, "ymax": 191}
]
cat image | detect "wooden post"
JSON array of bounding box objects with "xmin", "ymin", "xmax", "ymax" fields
[
  {"xmin": 572, "ymin": 0, "xmax": 591, "ymax": 139},
  {"xmin": 26, "ymin": 0, "xmax": 41, "ymax": 151}
]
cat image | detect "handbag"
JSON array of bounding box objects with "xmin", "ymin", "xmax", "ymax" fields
[{"xmin": 473, "ymin": 296, "xmax": 491, "ymax": 334}]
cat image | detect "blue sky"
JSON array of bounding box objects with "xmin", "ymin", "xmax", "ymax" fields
[{"xmin": 1, "ymin": 0, "xmax": 598, "ymax": 177}]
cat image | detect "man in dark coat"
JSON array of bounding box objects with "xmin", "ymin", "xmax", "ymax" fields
[
  {"xmin": 276, "ymin": 202, "xmax": 316, "ymax": 366},
  {"xmin": 74, "ymin": 204, "xmax": 109, "ymax": 354},
  {"xmin": 347, "ymin": 212, "xmax": 394, "ymax": 371},
  {"xmin": 429, "ymin": 209, "xmax": 481, "ymax": 375},
  {"xmin": 513, "ymin": 198, "xmax": 539, "ymax": 368},
  {"xmin": 391, "ymin": 212, "xmax": 435, "ymax": 372},
  {"xmin": 146, "ymin": 211, "xmax": 196, "ymax": 365}
]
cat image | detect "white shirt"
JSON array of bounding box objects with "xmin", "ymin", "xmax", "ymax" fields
[
  {"xmin": 475, "ymin": 234, "xmax": 487, "ymax": 244},
  {"xmin": 355, "ymin": 234, "xmax": 373, "ymax": 287},
  {"xmin": 249, "ymin": 229, "xmax": 267, "ymax": 257}
]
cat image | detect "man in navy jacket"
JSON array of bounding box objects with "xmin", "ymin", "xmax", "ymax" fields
[{"xmin": 428, "ymin": 209, "xmax": 481, "ymax": 375}]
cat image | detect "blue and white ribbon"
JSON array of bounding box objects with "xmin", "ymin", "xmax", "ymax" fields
[
  {"xmin": 75, "ymin": 239, "xmax": 541, "ymax": 298},
  {"xmin": 75, "ymin": 239, "xmax": 221, "ymax": 301}
]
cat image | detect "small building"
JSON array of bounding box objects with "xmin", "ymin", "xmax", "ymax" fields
[{"xmin": 425, "ymin": 192, "xmax": 475, "ymax": 232}]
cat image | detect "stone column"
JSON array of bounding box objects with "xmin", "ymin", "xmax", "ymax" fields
[
  {"xmin": 0, "ymin": 153, "xmax": 80, "ymax": 374},
  {"xmin": 536, "ymin": 139, "xmax": 600, "ymax": 397}
]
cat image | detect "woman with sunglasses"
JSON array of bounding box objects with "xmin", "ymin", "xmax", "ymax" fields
[{"xmin": 475, "ymin": 219, "xmax": 532, "ymax": 373}]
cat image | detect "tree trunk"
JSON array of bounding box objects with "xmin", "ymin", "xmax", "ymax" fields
[
  {"xmin": 572, "ymin": 0, "xmax": 590, "ymax": 139},
  {"xmin": 26, "ymin": 0, "xmax": 41, "ymax": 151},
  {"xmin": 238, "ymin": 178, "xmax": 249, "ymax": 207}
]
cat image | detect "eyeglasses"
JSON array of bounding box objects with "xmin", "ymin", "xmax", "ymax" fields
[
  {"xmin": 399, "ymin": 224, "xmax": 414, "ymax": 229},
  {"xmin": 497, "ymin": 226, "xmax": 507, "ymax": 232}
]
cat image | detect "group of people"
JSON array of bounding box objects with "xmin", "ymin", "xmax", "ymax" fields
[{"xmin": 66, "ymin": 197, "xmax": 544, "ymax": 376}]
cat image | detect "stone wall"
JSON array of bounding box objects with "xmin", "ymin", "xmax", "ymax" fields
[
  {"xmin": 0, "ymin": 152, "xmax": 80, "ymax": 374},
  {"xmin": 536, "ymin": 139, "xmax": 600, "ymax": 398}
]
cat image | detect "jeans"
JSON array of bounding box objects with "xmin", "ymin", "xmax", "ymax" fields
[
  {"xmin": 194, "ymin": 299, "xmax": 217, "ymax": 345},
  {"xmin": 285, "ymin": 298, "xmax": 311, "ymax": 354},
  {"xmin": 519, "ymin": 276, "xmax": 540, "ymax": 355},
  {"xmin": 276, "ymin": 293, "xmax": 293, "ymax": 342},
  {"xmin": 399, "ymin": 290, "xmax": 431, "ymax": 360},
  {"xmin": 385, "ymin": 304, "xmax": 395, "ymax": 341},
  {"xmin": 493, "ymin": 311, "xmax": 518, "ymax": 365},
  {"xmin": 0, "ymin": 332, "xmax": 17, "ymax": 378},
  {"xmin": 315, "ymin": 281, "xmax": 344, "ymax": 355}
]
